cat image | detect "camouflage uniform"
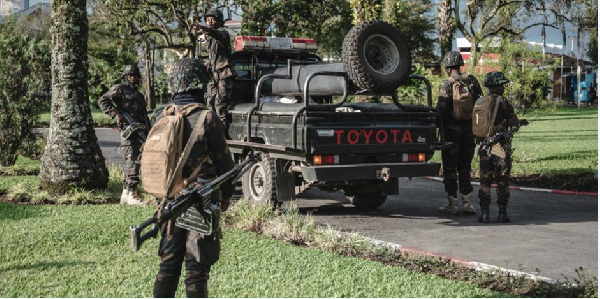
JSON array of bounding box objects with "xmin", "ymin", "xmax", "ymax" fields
[
  {"xmin": 153, "ymin": 58, "xmax": 235, "ymax": 298},
  {"xmin": 202, "ymin": 9, "xmax": 236, "ymax": 131},
  {"xmin": 476, "ymin": 71, "xmax": 523, "ymax": 223},
  {"xmin": 98, "ymin": 65, "xmax": 150, "ymax": 191},
  {"xmin": 436, "ymin": 51, "xmax": 482, "ymax": 214}
]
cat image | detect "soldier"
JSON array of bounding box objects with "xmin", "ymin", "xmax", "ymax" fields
[
  {"xmin": 436, "ymin": 51, "xmax": 483, "ymax": 215},
  {"xmin": 98, "ymin": 64, "xmax": 150, "ymax": 205},
  {"xmin": 152, "ymin": 58, "xmax": 234, "ymax": 298},
  {"xmin": 194, "ymin": 8, "xmax": 236, "ymax": 135},
  {"xmin": 475, "ymin": 71, "xmax": 528, "ymax": 223}
]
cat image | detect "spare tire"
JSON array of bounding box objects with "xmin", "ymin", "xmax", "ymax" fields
[{"xmin": 342, "ymin": 20, "xmax": 412, "ymax": 94}]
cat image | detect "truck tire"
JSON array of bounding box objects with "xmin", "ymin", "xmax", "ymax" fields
[
  {"xmin": 347, "ymin": 191, "xmax": 387, "ymax": 209},
  {"xmin": 242, "ymin": 152, "xmax": 278, "ymax": 206},
  {"xmin": 342, "ymin": 20, "xmax": 411, "ymax": 94}
]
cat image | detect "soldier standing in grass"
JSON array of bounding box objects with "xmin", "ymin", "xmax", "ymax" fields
[
  {"xmin": 474, "ymin": 71, "xmax": 528, "ymax": 223},
  {"xmin": 436, "ymin": 51, "xmax": 482, "ymax": 215},
  {"xmin": 152, "ymin": 58, "xmax": 235, "ymax": 298},
  {"xmin": 193, "ymin": 8, "xmax": 236, "ymax": 135},
  {"xmin": 98, "ymin": 64, "xmax": 150, "ymax": 205}
]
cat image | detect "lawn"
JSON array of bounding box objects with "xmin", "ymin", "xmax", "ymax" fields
[
  {"xmin": 431, "ymin": 107, "xmax": 598, "ymax": 176},
  {"xmin": 37, "ymin": 109, "xmax": 114, "ymax": 127},
  {"xmin": 0, "ymin": 203, "xmax": 507, "ymax": 298}
]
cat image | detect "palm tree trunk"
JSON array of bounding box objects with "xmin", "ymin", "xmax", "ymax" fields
[
  {"xmin": 39, "ymin": 0, "xmax": 109, "ymax": 194},
  {"xmin": 438, "ymin": 0, "xmax": 454, "ymax": 57}
]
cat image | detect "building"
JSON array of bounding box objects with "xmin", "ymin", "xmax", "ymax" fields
[{"xmin": 455, "ymin": 37, "xmax": 595, "ymax": 101}]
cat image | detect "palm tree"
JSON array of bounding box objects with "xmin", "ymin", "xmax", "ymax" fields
[{"xmin": 39, "ymin": 0, "xmax": 108, "ymax": 193}]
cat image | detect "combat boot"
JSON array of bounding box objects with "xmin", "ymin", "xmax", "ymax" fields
[
  {"xmin": 498, "ymin": 205, "xmax": 510, "ymax": 223},
  {"xmin": 461, "ymin": 193, "xmax": 477, "ymax": 214},
  {"xmin": 478, "ymin": 205, "xmax": 490, "ymax": 223},
  {"xmin": 438, "ymin": 196, "xmax": 459, "ymax": 215},
  {"xmin": 126, "ymin": 189, "xmax": 145, "ymax": 205},
  {"xmin": 120, "ymin": 188, "xmax": 129, "ymax": 204}
]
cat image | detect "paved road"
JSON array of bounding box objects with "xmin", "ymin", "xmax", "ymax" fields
[{"xmin": 94, "ymin": 128, "xmax": 598, "ymax": 281}]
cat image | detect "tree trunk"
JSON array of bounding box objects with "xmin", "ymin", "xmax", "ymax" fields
[
  {"xmin": 143, "ymin": 39, "xmax": 156, "ymax": 110},
  {"xmin": 469, "ymin": 39, "xmax": 479, "ymax": 69},
  {"xmin": 39, "ymin": 0, "xmax": 109, "ymax": 194},
  {"xmin": 438, "ymin": 0, "xmax": 454, "ymax": 57}
]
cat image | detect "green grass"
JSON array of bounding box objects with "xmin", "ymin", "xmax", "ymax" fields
[
  {"xmin": 432, "ymin": 107, "xmax": 598, "ymax": 176},
  {"xmin": 0, "ymin": 203, "xmax": 506, "ymax": 298},
  {"xmin": 0, "ymin": 175, "xmax": 39, "ymax": 194},
  {"xmin": 37, "ymin": 109, "xmax": 115, "ymax": 127}
]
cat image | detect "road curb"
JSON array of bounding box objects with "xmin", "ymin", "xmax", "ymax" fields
[
  {"xmin": 361, "ymin": 236, "xmax": 564, "ymax": 285},
  {"xmin": 424, "ymin": 176, "xmax": 598, "ymax": 197}
]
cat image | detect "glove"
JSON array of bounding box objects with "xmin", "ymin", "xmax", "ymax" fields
[
  {"xmin": 115, "ymin": 113, "xmax": 125, "ymax": 127},
  {"xmin": 519, "ymin": 119, "xmax": 529, "ymax": 126}
]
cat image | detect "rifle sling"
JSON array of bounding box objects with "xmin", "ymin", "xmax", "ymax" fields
[
  {"xmin": 486, "ymin": 95, "xmax": 501, "ymax": 138},
  {"xmin": 165, "ymin": 108, "xmax": 210, "ymax": 198}
]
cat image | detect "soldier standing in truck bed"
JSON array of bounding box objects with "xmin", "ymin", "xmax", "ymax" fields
[
  {"xmin": 194, "ymin": 8, "xmax": 236, "ymax": 135},
  {"xmin": 98, "ymin": 64, "xmax": 150, "ymax": 205}
]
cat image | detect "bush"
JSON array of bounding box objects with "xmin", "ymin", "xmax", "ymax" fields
[{"xmin": 0, "ymin": 27, "xmax": 50, "ymax": 166}]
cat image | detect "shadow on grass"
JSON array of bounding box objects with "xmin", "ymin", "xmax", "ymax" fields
[
  {"xmin": 530, "ymin": 116, "xmax": 598, "ymax": 121},
  {"xmin": 0, "ymin": 261, "xmax": 93, "ymax": 272},
  {"xmin": 535, "ymin": 151, "xmax": 599, "ymax": 162},
  {"xmin": 0, "ymin": 202, "xmax": 45, "ymax": 221}
]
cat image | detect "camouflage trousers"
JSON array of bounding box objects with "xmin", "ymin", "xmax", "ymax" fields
[
  {"xmin": 441, "ymin": 129, "xmax": 475, "ymax": 195},
  {"xmin": 120, "ymin": 139, "xmax": 142, "ymax": 190},
  {"xmin": 153, "ymin": 220, "xmax": 221, "ymax": 298},
  {"xmin": 206, "ymin": 78, "xmax": 234, "ymax": 130},
  {"xmin": 478, "ymin": 144, "xmax": 512, "ymax": 207}
]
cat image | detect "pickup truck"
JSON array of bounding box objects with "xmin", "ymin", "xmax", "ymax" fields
[{"xmin": 224, "ymin": 21, "xmax": 445, "ymax": 209}]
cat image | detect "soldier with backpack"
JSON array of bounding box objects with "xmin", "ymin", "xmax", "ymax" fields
[
  {"xmin": 436, "ymin": 51, "xmax": 483, "ymax": 215},
  {"xmin": 472, "ymin": 71, "xmax": 528, "ymax": 223},
  {"xmin": 98, "ymin": 64, "xmax": 150, "ymax": 205},
  {"xmin": 142, "ymin": 58, "xmax": 234, "ymax": 298}
]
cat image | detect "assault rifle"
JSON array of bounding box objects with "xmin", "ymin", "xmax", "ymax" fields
[
  {"xmin": 476, "ymin": 124, "xmax": 527, "ymax": 156},
  {"xmin": 129, "ymin": 152, "xmax": 259, "ymax": 252},
  {"xmin": 119, "ymin": 112, "xmax": 147, "ymax": 143}
]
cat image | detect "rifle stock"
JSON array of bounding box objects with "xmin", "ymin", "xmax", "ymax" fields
[{"xmin": 129, "ymin": 152, "xmax": 259, "ymax": 252}]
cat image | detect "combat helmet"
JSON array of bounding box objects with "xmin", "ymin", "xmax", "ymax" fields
[
  {"xmin": 442, "ymin": 51, "xmax": 464, "ymax": 68},
  {"xmin": 204, "ymin": 8, "xmax": 224, "ymax": 24},
  {"xmin": 122, "ymin": 65, "xmax": 141, "ymax": 77},
  {"xmin": 168, "ymin": 58, "xmax": 210, "ymax": 94},
  {"xmin": 484, "ymin": 71, "xmax": 509, "ymax": 87}
]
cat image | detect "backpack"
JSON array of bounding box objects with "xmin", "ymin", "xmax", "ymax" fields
[
  {"xmin": 472, "ymin": 94, "xmax": 500, "ymax": 138},
  {"xmin": 447, "ymin": 77, "xmax": 474, "ymax": 121},
  {"xmin": 140, "ymin": 104, "xmax": 209, "ymax": 199}
]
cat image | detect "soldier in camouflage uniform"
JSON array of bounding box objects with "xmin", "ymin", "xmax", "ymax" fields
[
  {"xmin": 476, "ymin": 71, "xmax": 528, "ymax": 223},
  {"xmin": 153, "ymin": 58, "xmax": 235, "ymax": 298},
  {"xmin": 194, "ymin": 8, "xmax": 236, "ymax": 135},
  {"xmin": 436, "ymin": 51, "xmax": 483, "ymax": 215},
  {"xmin": 98, "ymin": 65, "xmax": 150, "ymax": 205}
]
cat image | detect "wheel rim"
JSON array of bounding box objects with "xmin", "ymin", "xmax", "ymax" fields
[
  {"xmin": 248, "ymin": 163, "xmax": 266, "ymax": 201},
  {"xmin": 363, "ymin": 34, "xmax": 400, "ymax": 75}
]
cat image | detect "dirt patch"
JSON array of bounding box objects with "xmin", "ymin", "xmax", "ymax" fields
[{"xmin": 510, "ymin": 173, "xmax": 597, "ymax": 192}]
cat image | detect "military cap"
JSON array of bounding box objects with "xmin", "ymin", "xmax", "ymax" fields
[
  {"xmin": 204, "ymin": 8, "xmax": 224, "ymax": 23},
  {"xmin": 168, "ymin": 58, "xmax": 210, "ymax": 94},
  {"xmin": 484, "ymin": 71, "xmax": 510, "ymax": 87},
  {"xmin": 122, "ymin": 65, "xmax": 141, "ymax": 77},
  {"xmin": 442, "ymin": 51, "xmax": 464, "ymax": 68}
]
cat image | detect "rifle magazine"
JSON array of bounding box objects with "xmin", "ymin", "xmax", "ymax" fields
[{"xmin": 175, "ymin": 206, "xmax": 213, "ymax": 235}]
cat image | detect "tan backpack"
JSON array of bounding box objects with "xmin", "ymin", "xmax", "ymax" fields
[
  {"xmin": 472, "ymin": 94, "xmax": 500, "ymax": 138},
  {"xmin": 140, "ymin": 104, "xmax": 209, "ymax": 199},
  {"xmin": 447, "ymin": 77, "xmax": 474, "ymax": 121}
]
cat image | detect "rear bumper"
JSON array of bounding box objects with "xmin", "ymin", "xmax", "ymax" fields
[{"xmin": 300, "ymin": 162, "xmax": 441, "ymax": 182}]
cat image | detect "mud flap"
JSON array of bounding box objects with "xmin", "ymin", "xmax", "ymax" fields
[
  {"xmin": 275, "ymin": 159, "xmax": 295, "ymax": 202},
  {"xmin": 381, "ymin": 178, "xmax": 399, "ymax": 196}
]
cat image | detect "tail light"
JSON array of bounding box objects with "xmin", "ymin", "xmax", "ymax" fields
[
  {"xmin": 313, "ymin": 155, "xmax": 338, "ymax": 165},
  {"xmin": 402, "ymin": 153, "xmax": 425, "ymax": 162}
]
